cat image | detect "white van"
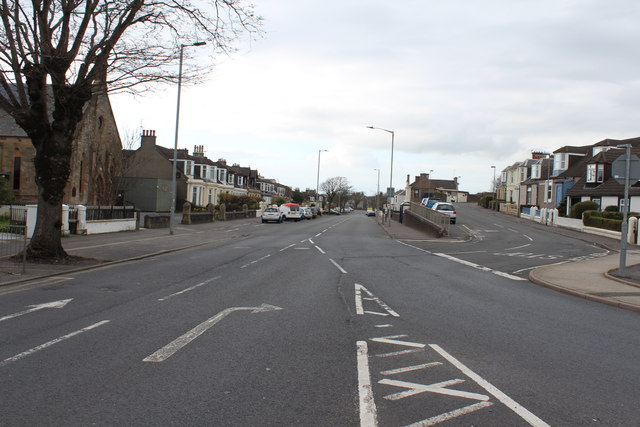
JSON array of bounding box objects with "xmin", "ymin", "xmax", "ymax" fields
[{"xmin": 279, "ymin": 203, "xmax": 302, "ymax": 221}]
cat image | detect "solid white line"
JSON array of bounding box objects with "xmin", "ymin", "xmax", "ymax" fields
[
  {"xmin": 371, "ymin": 337, "xmax": 426, "ymax": 348},
  {"xmin": 355, "ymin": 285, "xmax": 364, "ymax": 315},
  {"xmin": 493, "ymin": 271, "xmax": 528, "ymax": 281},
  {"xmin": 504, "ymin": 244, "xmax": 531, "ymax": 251},
  {"xmin": 429, "ymin": 344, "xmax": 550, "ymax": 427},
  {"xmin": 330, "ymin": 258, "xmax": 347, "ymax": 274},
  {"xmin": 380, "ymin": 362, "xmax": 442, "ymax": 375},
  {"xmin": 376, "ymin": 349, "xmax": 424, "ymax": 358},
  {"xmin": 356, "ymin": 341, "xmax": 378, "ymax": 427},
  {"xmin": 408, "ymin": 401, "xmax": 494, "ymax": 426},
  {"xmin": 315, "ymin": 246, "xmax": 325, "ymax": 254},
  {"xmin": 0, "ymin": 320, "xmax": 110, "ymax": 368},
  {"xmin": 158, "ymin": 276, "xmax": 221, "ymax": 301}
]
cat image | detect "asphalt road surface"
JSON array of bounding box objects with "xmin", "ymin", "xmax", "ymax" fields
[{"xmin": 0, "ymin": 209, "xmax": 638, "ymax": 426}]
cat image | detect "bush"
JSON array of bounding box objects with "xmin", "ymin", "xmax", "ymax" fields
[
  {"xmin": 570, "ymin": 201, "xmax": 599, "ymax": 219},
  {"xmin": 478, "ymin": 195, "xmax": 494, "ymax": 209},
  {"xmin": 583, "ymin": 211, "xmax": 622, "ymax": 231},
  {"xmin": 556, "ymin": 199, "xmax": 567, "ymax": 217},
  {"xmin": 604, "ymin": 205, "xmax": 619, "ymax": 212}
]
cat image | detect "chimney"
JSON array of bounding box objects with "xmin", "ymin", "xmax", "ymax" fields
[
  {"xmin": 140, "ymin": 130, "xmax": 156, "ymax": 148},
  {"xmin": 193, "ymin": 145, "xmax": 205, "ymax": 157}
]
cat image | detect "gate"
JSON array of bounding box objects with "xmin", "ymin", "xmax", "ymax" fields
[{"xmin": 0, "ymin": 225, "xmax": 26, "ymax": 274}]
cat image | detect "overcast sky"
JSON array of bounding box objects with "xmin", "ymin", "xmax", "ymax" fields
[{"xmin": 111, "ymin": 0, "xmax": 640, "ymax": 196}]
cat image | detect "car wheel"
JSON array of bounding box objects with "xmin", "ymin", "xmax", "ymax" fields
[{"xmin": 262, "ymin": 219, "xmax": 266, "ymax": 223}]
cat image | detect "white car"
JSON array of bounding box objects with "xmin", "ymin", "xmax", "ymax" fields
[
  {"xmin": 261, "ymin": 207, "xmax": 283, "ymax": 223},
  {"xmin": 431, "ymin": 202, "xmax": 456, "ymax": 224},
  {"xmin": 300, "ymin": 207, "xmax": 313, "ymax": 219}
]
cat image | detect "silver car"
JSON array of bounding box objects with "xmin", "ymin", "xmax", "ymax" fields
[
  {"xmin": 261, "ymin": 207, "xmax": 283, "ymax": 223},
  {"xmin": 431, "ymin": 202, "xmax": 456, "ymax": 224}
]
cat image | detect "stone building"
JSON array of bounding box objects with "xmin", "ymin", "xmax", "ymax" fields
[{"xmin": 0, "ymin": 84, "xmax": 122, "ymax": 204}]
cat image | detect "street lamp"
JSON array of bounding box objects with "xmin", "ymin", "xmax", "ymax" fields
[
  {"xmin": 316, "ymin": 149, "xmax": 328, "ymax": 208},
  {"xmin": 170, "ymin": 41, "xmax": 206, "ymax": 235},
  {"xmin": 367, "ymin": 126, "xmax": 395, "ymax": 226},
  {"xmin": 491, "ymin": 166, "xmax": 496, "ymax": 196},
  {"xmin": 373, "ymin": 168, "xmax": 380, "ymax": 211}
]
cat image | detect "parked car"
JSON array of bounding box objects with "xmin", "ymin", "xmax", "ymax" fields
[
  {"xmin": 279, "ymin": 203, "xmax": 302, "ymax": 221},
  {"xmin": 300, "ymin": 207, "xmax": 313, "ymax": 219},
  {"xmin": 425, "ymin": 198, "xmax": 442, "ymax": 209},
  {"xmin": 366, "ymin": 208, "xmax": 376, "ymax": 217},
  {"xmin": 309, "ymin": 207, "xmax": 319, "ymax": 218},
  {"xmin": 431, "ymin": 202, "xmax": 456, "ymax": 224},
  {"xmin": 261, "ymin": 207, "xmax": 283, "ymax": 223}
]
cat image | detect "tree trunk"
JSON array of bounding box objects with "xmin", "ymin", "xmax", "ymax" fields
[{"xmin": 26, "ymin": 195, "xmax": 66, "ymax": 259}]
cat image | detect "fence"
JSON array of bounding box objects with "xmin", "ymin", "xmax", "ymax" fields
[
  {"xmin": 86, "ymin": 205, "xmax": 136, "ymax": 221},
  {"xmin": 402, "ymin": 202, "xmax": 451, "ymax": 237},
  {"xmin": 0, "ymin": 225, "xmax": 26, "ymax": 274}
]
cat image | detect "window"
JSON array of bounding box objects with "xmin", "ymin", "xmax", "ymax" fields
[
  {"xmin": 12, "ymin": 157, "xmax": 20, "ymax": 190},
  {"xmin": 531, "ymin": 164, "xmax": 541, "ymax": 179},
  {"xmin": 546, "ymin": 180, "xmax": 552, "ymax": 203},
  {"xmin": 596, "ymin": 164, "xmax": 604, "ymax": 183},
  {"xmin": 587, "ymin": 164, "xmax": 596, "ymax": 183},
  {"xmin": 519, "ymin": 167, "xmax": 527, "ymax": 182},
  {"xmin": 527, "ymin": 187, "xmax": 532, "ymax": 204},
  {"xmin": 554, "ymin": 153, "xmax": 568, "ymax": 172}
]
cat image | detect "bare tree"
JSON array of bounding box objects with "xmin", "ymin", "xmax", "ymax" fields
[
  {"xmin": 0, "ymin": 0, "xmax": 262, "ymax": 260},
  {"xmin": 321, "ymin": 176, "xmax": 352, "ymax": 209}
]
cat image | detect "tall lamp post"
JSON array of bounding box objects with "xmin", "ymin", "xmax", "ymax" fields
[
  {"xmin": 491, "ymin": 166, "xmax": 496, "ymax": 196},
  {"xmin": 373, "ymin": 168, "xmax": 380, "ymax": 211},
  {"xmin": 316, "ymin": 149, "xmax": 328, "ymax": 208},
  {"xmin": 367, "ymin": 126, "xmax": 395, "ymax": 226},
  {"xmin": 170, "ymin": 41, "xmax": 206, "ymax": 235}
]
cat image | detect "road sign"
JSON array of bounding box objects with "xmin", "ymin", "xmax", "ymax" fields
[
  {"xmin": 612, "ymin": 154, "xmax": 640, "ymax": 185},
  {"xmin": 387, "ymin": 187, "xmax": 395, "ymax": 197}
]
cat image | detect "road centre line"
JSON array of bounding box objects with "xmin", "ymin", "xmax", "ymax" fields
[
  {"xmin": 508, "ymin": 228, "xmax": 519, "ymax": 233},
  {"xmin": 356, "ymin": 341, "xmax": 378, "ymax": 427},
  {"xmin": 315, "ymin": 233, "xmax": 322, "ymax": 237},
  {"xmin": 523, "ymin": 234, "xmax": 533, "ymax": 241},
  {"xmin": 330, "ymin": 258, "xmax": 347, "ymax": 273},
  {"xmin": 0, "ymin": 320, "xmax": 110, "ymax": 368},
  {"xmin": 158, "ymin": 276, "xmax": 221, "ymax": 301},
  {"xmin": 240, "ymin": 254, "xmax": 271, "ymax": 269},
  {"xmin": 280, "ymin": 243, "xmax": 296, "ymax": 251},
  {"xmin": 429, "ymin": 344, "xmax": 550, "ymax": 427}
]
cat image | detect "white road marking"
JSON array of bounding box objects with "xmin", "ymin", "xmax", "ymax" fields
[
  {"xmin": 380, "ymin": 362, "xmax": 442, "ymax": 376},
  {"xmin": 280, "ymin": 243, "xmax": 296, "ymax": 252},
  {"xmin": 504, "ymin": 244, "xmax": 531, "ymax": 250},
  {"xmin": 364, "ymin": 311, "xmax": 392, "ymax": 317},
  {"xmin": 357, "ymin": 341, "xmax": 378, "ymax": 427},
  {"xmin": 330, "ymin": 258, "xmax": 348, "ymax": 274},
  {"xmin": 0, "ymin": 298, "xmax": 73, "ymax": 323},
  {"xmin": 375, "ymin": 324, "xmax": 393, "ymax": 328},
  {"xmin": 158, "ymin": 276, "xmax": 221, "ymax": 301},
  {"xmin": 315, "ymin": 233, "xmax": 322, "ymax": 237},
  {"xmin": 143, "ymin": 304, "xmax": 282, "ymax": 363},
  {"xmin": 0, "ymin": 320, "xmax": 110, "ymax": 368},
  {"xmin": 380, "ymin": 378, "xmax": 489, "ymax": 401},
  {"xmin": 494, "ymin": 223, "xmax": 505, "ymax": 228},
  {"xmin": 294, "ymin": 247, "xmax": 310, "ymax": 250},
  {"xmin": 240, "ymin": 254, "xmax": 271, "ymax": 269},
  {"xmin": 371, "ymin": 335, "xmax": 425, "ymax": 348},
  {"xmin": 354, "ymin": 284, "xmax": 399, "ymax": 317},
  {"xmin": 315, "ymin": 245, "xmax": 325, "ymax": 254},
  {"xmin": 308, "ymin": 239, "xmax": 314, "ymax": 244},
  {"xmin": 508, "ymin": 228, "xmax": 519, "ymax": 233},
  {"xmin": 430, "ymin": 344, "xmax": 550, "ymax": 427},
  {"xmin": 434, "ymin": 253, "xmax": 527, "ymax": 281},
  {"xmin": 408, "ymin": 402, "xmax": 494, "ymax": 426},
  {"xmin": 376, "ymin": 349, "xmax": 424, "ymax": 358},
  {"xmin": 523, "ymin": 234, "xmax": 534, "ymax": 241}
]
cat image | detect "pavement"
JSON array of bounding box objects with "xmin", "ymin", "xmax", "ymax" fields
[{"xmin": 1, "ymin": 213, "xmax": 640, "ymax": 313}]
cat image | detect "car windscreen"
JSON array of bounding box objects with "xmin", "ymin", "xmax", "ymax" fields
[{"xmin": 436, "ymin": 205, "xmax": 453, "ymax": 211}]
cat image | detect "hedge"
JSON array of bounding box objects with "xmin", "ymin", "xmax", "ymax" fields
[{"xmin": 582, "ymin": 210, "xmax": 640, "ymax": 232}]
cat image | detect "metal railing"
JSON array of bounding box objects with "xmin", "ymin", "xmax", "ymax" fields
[
  {"xmin": 86, "ymin": 205, "xmax": 136, "ymax": 221},
  {"xmin": 0, "ymin": 224, "xmax": 26, "ymax": 274}
]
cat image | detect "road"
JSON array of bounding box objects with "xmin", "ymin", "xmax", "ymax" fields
[{"xmin": 0, "ymin": 208, "xmax": 638, "ymax": 426}]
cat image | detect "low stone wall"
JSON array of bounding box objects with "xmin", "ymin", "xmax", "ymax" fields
[
  {"xmin": 186, "ymin": 212, "xmax": 214, "ymax": 224},
  {"xmin": 403, "ymin": 210, "xmax": 445, "ymax": 237},
  {"xmin": 144, "ymin": 213, "xmax": 170, "ymax": 229}
]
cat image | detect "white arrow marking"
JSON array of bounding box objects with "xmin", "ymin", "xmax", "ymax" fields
[
  {"xmin": 143, "ymin": 303, "xmax": 283, "ymax": 363},
  {"xmin": 0, "ymin": 299, "xmax": 73, "ymax": 323}
]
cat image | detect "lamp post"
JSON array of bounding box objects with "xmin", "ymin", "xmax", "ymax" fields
[
  {"xmin": 491, "ymin": 166, "xmax": 496, "ymax": 196},
  {"xmin": 373, "ymin": 168, "xmax": 380, "ymax": 211},
  {"xmin": 170, "ymin": 41, "xmax": 206, "ymax": 235},
  {"xmin": 367, "ymin": 126, "xmax": 395, "ymax": 226},
  {"xmin": 316, "ymin": 149, "xmax": 328, "ymax": 208}
]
